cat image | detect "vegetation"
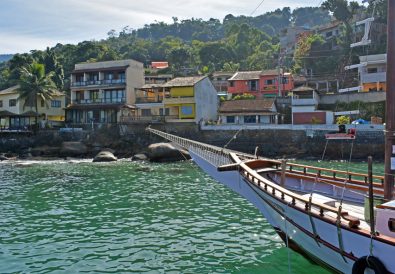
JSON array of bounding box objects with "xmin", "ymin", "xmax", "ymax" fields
[
  {"xmin": 336, "ymin": 115, "xmax": 351, "ymax": 125},
  {"xmin": 0, "ymin": 1, "xmax": 387, "ymax": 93},
  {"xmin": 17, "ymin": 63, "xmax": 57, "ymax": 125},
  {"xmin": 232, "ymin": 93, "xmax": 256, "ymax": 100}
]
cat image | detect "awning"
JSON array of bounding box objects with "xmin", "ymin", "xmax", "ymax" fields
[
  {"xmin": 0, "ymin": 110, "xmax": 18, "ymax": 117},
  {"xmin": 66, "ymin": 104, "xmax": 124, "ymax": 110}
]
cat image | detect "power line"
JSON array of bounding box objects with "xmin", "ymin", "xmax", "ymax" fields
[{"xmin": 250, "ymin": 0, "xmax": 265, "ymax": 16}]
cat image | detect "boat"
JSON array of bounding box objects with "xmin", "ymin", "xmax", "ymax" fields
[{"xmin": 147, "ymin": 2, "xmax": 395, "ymax": 273}]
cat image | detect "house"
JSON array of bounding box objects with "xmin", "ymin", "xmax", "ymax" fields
[
  {"xmin": 150, "ymin": 61, "xmax": 169, "ymax": 70},
  {"xmin": 219, "ymin": 99, "xmax": 278, "ymax": 124},
  {"xmin": 280, "ymin": 26, "xmax": 311, "ymax": 54},
  {"xmin": 358, "ymin": 54, "xmax": 386, "ymax": 92},
  {"xmin": 0, "ymin": 85, "xmax": 65, "ymax": 129},
  {"xmin": 66, "ymin": 59, "xmax": 144, "ymax": 125},
  {"xmin": 316, "ymin": 21, "xmax": 342, "ymax": 50},
  {"xmin": 291, "ymin": 86, "xmax": 333, "ymax": 125},
  {"xmin": 228, "ymin": 69, "xmax": 294, "ymax": 98},
  {"xmin": 160, "ymin": 76, "xmax": 218, "ymax": 123}
]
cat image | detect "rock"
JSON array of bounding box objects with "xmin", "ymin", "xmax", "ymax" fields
[
  {"xmin": 0, "ymin": 154, "xmax": 8, "ymax": 161},
  {"xmin": 100, "ymin": 148, "xmax": 115, "ymax": 154},
  {"xmin": 31, "ymin": 146, "xmax": 60, "ymax": 156},
  {"xmin": 131, "ymin": 153, "xmax": 148, "ymax": 161},
  {"xmin": 60, "ymin": 142, "xmax": 88, "ymax": 157},
  {"xmin": 93, "ymin": 151, "xmax": 117, "ymax": 162},
  {"xmin": 148, "ymin": 143, "xmax": 191, "ymax": 162}
]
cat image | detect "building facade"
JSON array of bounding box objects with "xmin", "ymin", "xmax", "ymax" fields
[
  {"xmin": 66, "ymin": 59, "xmax": 144, "ymax": 125},
  {"xmin": 358, "ymin": 54, "xmax": 386, "ymax": 92},
  {"xmin": 161, "ymin": 76, "xmax": 218, "ymax": 123},
  {"xmin": 0, "ymin": 85, "xmax": 65, "ymax": 129},
  {"xmin": 227, "ymin": 70, "xmax": 294, "ymax": 98},
  {"xmin": 219, "ymin": 99, "xmax": 278, "ymax": 125}
]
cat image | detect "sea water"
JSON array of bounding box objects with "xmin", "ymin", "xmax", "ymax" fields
[{"xmin": 1, "ymin": 159, "xmax": 378, "ymax": 273}]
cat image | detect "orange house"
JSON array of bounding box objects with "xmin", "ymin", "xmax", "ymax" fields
[{"xmin": 228, "ymin": 69, "xmax": 294, "ymax": 98}]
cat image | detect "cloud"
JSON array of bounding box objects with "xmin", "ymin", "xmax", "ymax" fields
[{"xmin": 0, "ymin": 0, "xmax": 365, "ymax": 53}]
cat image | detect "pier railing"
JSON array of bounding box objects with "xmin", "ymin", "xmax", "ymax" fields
[{"xmin": 147, "ymin": 127, "xmax": 254, "ymax": 167}]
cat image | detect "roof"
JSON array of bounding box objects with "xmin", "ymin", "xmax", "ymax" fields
[
  {"xmin": 229, "ymin": 69, "xmax": 281, "ymax": 81},
  {"xmin": 162, "ymin": 76, "xmax": 206, "ymax": 87},
  {"xmin": 316, "ymin": 21, "xmax": 342, "ymax": 32},
  {"xmin": 0, "ymin": 85, "xmax": 64, "ymax": 97},
  {"xmin": 0, "ymin": 110, "xmax": 18, "ymax": 117},
  {"xmin": 229, "ymin": 71, "xmax": 261, "ymax": 81},
  {"xmin": 151, "ymin": 62, "xmax": 169, "ymax": 69},
  {"xmin": 72, "ymin": 65, "xmax": 129, "ymax": 74},
  {"xmin": 219, "ymin": 99, "xmax": 276, "ymax": 114},
  {"xmin": 0, "ymin": 85, "xmax": 19, "ymax": 95}
]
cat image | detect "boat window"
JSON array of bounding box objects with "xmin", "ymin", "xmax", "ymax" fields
[{"xmin": 389, "ymin": 218, "xmax": 395, "ymax": 232}]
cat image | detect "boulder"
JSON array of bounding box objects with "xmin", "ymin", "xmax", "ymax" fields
[
  {"xmin": 0, "ymin": 154, "xmax": 8, "ymax": 161},
  {"xmin": 148, "ymin": 143, "xmax": 191, "ymax": 162},
  {"xmin": 93, "ymin": 151, "xmax": 117, "ymax": 162},
  {"xmin": 60, "ymin": 142, "xmax": 88, "ymax": 157},
  {"xmin": 31, "ymin": 146, "xmax": 60, "ymax": 156},
  {"xmin": 131, "ymin": 153, "xmax": 148, "ymax": 161}
]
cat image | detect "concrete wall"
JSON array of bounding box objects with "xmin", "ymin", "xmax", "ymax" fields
[
  {"xmin": 319, "ymin": 91, "xmax": 385, "ymax": 105},
  {"xmin": 195, "ymin": 77, "xmax": 218, "ymax": 122}
]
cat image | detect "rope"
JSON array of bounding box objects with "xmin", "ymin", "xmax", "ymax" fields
[
  {"xmin": 308, "ymin": 172, "xmax": 321, "ymax": 246},
  {"xmin": 284, "ymin": 202, "xmax": 292, "ymax": 274},
  {"xmin": 224, "ymin": 128, "xmax": 243, "ymax": 149},
  {"xmin": 321, "ymin": 139, "xmax": 329, "ymax": 161}
]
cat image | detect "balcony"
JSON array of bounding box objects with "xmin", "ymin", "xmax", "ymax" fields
[
  {"xmin": 73, "ymin": 98, "xmax": 126, "ymax": 105},
  {"xmin": 163, "ymin": 96, "xmax": 195, "ymax": 104},
  {"xmin": 361, "ymin": 72, "xmax": 386, "ymax": 84},
  {"xmin": 135, "ymin": 96, "xmax": 163, "ymax": 104},
  {"xmin": 71, "ymin": 79, "xmax": 126, "ymax": 88}
]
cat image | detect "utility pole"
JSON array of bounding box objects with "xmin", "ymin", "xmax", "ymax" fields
[{"xmin": 384, "ymin": 0, "xmax": 395, "ymax": 201}]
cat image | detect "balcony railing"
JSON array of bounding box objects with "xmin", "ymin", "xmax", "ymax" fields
[
  {"xmin": 361, "ymin": 72, "xmax": 386, "ymax": 84},
  {"xmin": 135, "ymin": 96, "xmax": 163, "ymax": 104},
  {"xmin": 73, "ymin": 98, "xmax": 126, "ymax": 104},
  {"xmin": 71, "ymin": 79, "xmax": 126, "ymax": 87}
]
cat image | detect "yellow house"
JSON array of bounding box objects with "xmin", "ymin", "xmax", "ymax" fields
[
  {"xmin": 359, "ymin": 54, "xmax": 386, "ymax": 92},
  {"xmin": 161, "ymin": 76, "xmax": 218, "ymax": 123},
  {"xmin": 0, "ymin": 85, "xmax": 66, "ymax": 129}
]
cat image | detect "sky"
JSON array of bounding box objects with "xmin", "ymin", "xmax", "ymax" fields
[{"xmin": 0, "ymin": 0, "xmax": 363, "ymax": 54}]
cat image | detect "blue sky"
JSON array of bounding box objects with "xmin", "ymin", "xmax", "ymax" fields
[{"xmin": 0, "ymin": 0, "xmax": 363, "ymax": 54}]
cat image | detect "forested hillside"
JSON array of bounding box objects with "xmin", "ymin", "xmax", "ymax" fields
[{"xmin": 0, "ymin": 0, "xmax": 387, "ymax": 91}]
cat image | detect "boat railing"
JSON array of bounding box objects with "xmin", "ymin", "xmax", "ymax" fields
[
  {"xmin": 229, "ymin": 154, "xmax": 361, "ymax": 228},
  {"xmin": 283, "ymin": 162, "xmax": 384, "ymax": 187}
]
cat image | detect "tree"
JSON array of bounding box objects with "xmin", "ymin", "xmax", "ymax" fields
[{"xmin": 17, "ymin": 63, "xmax": 57, "ymax": 127}]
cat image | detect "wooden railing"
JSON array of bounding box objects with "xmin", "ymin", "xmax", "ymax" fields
[{"xmin": 229, "ymin": 153, "xmax": 360, "ymax": 228}]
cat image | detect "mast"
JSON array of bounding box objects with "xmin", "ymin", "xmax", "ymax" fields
[{"xmin": 384, "ymin": 0, "xmax": 395, "ymax": 201}]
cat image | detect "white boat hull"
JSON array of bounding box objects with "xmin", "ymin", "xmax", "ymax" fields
[{"xmin": 190, "ymin": 150, "xmax": 395, "ymax": 273}]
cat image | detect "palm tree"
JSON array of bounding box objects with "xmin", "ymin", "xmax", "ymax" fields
[{"xmin": 17, "ymin": 63, "xmax": 57, "ymax": 128}]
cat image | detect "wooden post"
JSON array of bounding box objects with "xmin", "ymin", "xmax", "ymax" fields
[
  {"xmin": 384, "ymin": 0, "xmax": 395, "ymax": 201},
  {"xmin": 281, "ymin": 159, "xmax": 286, "ymax": 187},
  {"xmin": 368, "ymin": 156, "xmax": 375, "ymax": 235}
]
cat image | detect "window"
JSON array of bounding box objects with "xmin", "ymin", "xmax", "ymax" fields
[
  {"xmin": 51, "ymin": 100, "xmax": 61, "ymax": 108},
  {"xmin": 0, "ymin": 100, "xmax": 2, "ymax": 107},
  {"xmin": 229, "ymin": 81, "xmax": 234, "ymax": 87},
  {"xmin": 226, "ymin": 116, "xmax": 235, "ymax": 123},
  {"xmin": 104, "ymin": 89, "xmax": 125, "ymax": 103},
  {"xmin": 281, "ymin": 77, "xmax": 289, "ymax": 84},
  {"xmin": 181, "ymin": 106, "xmax": 193, "ymax": 115},
  {"xmin": 159, "ymin": 108, "xmax": 170, "ymax": 116},
  {"xmin": 9, "ymin": 99, "xmax": 16, "ymax": 107},
  {"xmin": 90, "ymin": 90, "xmax": 99, "ymax": 101},
  {"xmin": 265, "ymin": 79, "xmax": 274, "ymax": 85},
  {"xmin": 389, "ymin": 218, "xmax": 395, "ymax": 232},
  {"xmin": 367, "ymin": 67, "xmax": 378, "ymax": 73},
  {"xmin": 249, "ymin": 80, "xmax": 258, "ymax": 91},
  {"xmin": 326, "ymin": 31, "xmax": 333, "ymax": 38},
  {"xmin": 244, "ymin": 115, "xmax": 256, "ymax": 123},
  {"xmin": 41, "ymin": 99, "xmax": 45, "ymax": 107},
  {"xmin": 141, "ymin": 109, "xmax": 151, "ymax": 116}
]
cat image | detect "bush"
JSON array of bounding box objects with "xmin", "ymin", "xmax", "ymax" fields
[{"xmin": 336, "ymin": 115, "xmax": 350, "ymax": 125}]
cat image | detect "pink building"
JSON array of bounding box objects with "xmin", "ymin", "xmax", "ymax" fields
[{"xmin": 227, "ymin": 69, "xmax": 294, "ymax": 98}]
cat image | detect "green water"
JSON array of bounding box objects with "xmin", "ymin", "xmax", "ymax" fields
[{"xmin": 1, "ymin": 159, "xmax": 377, "ymax": 274}]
